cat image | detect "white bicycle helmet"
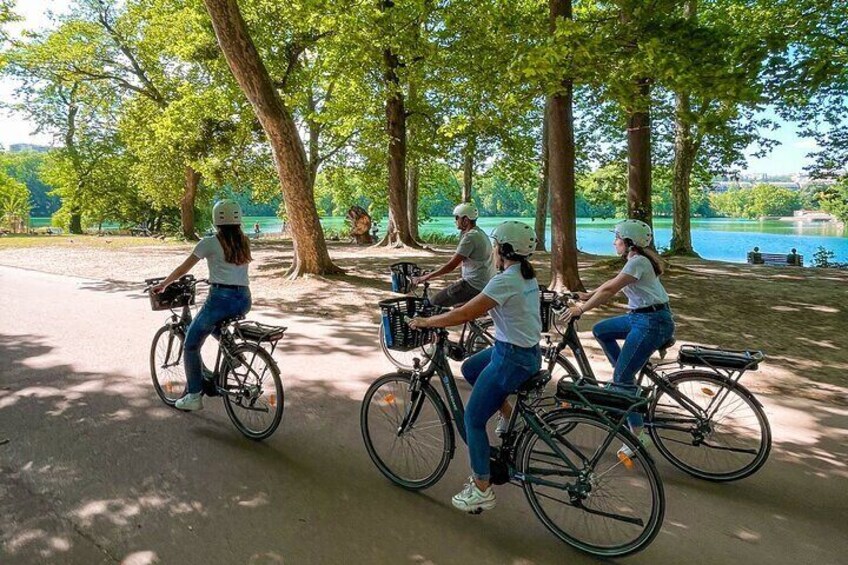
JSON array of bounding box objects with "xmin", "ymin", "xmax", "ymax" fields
[
  {"xmin": 213, "ymin": 199, "xmax": 243, "ymax": 226},
  {"xmin": 491, "ymin": 220, "xmax": 537, "ymax": 257},
  {"xmin": 613, "ymin": 219, "xmax": 652, "ymax": 248},
  {"xmin": 453, "ymin": 202, "xmax": 479, "ymax": 221}
]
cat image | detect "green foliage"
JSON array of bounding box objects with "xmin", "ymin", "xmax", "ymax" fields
[
  {"xmin": 811, "ymin": 246, "xmax": 847, "ymax": 269},
  {"xmin": 0, "ymin": 150, "xmax": 59, "ymax": 216},
  {"xmin": 0, "ymin": 168, "xmax": 30, "ymax": 232},
  {"xmin": 817, "ymin": 180, "xmax": 848, "ymax": 223},
  {"xmin": 710, "ymin": 184, "xmax": 802, "ymax": 219}
]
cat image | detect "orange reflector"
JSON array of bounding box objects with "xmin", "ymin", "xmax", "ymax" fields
[
  {"xmin": 383, "ymin": 394, "xmax": 396, "ymax": 405},
  {"xmin": 617, "ymin": 451, "xmax": 635, "ymax": 470},
  {"xmin": 701, "ymin": 388, "xmax": 715, "ymax": 397},
  {"xmin": 559, "ymin": 401, "xmax": 571, "ymax": 409},
  {"xmin": 164, "ymin": 382, "xmax": 177, "ymax": 393},
  {"xmin": 268, "ymin": 394, "xmax": 277, "ymax": 408}
]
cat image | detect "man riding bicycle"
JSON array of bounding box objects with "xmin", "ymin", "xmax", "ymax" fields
[{"xmin": 412, "ymin": 202, "xmax": 495, "ymax": 307}]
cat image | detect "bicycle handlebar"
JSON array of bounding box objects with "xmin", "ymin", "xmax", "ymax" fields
[{"xmin": 143, "ymin": 275, "xmax": 208, "ymax": 293}]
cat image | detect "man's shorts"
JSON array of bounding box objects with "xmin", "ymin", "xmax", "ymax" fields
[{"xmin": 431, "ymin": 279, "xmax": 482, "ymax": 308}]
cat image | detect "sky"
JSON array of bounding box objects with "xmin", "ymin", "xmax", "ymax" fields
[{"xmin": 0, "ymin": 0, "xmax": 820, "ymax": 176}]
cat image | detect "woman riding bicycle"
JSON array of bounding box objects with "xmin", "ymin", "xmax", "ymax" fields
[
  {"xmin": 410, "ymin": 220, "xmax": 541, "ymax": 513},
  {"xmin": 151, "ymin": 199, "xmax": 253, "ymax": 412},
  {"xmin": 560, "ymin": 219, "xmax": 674, "ymax": 448}
]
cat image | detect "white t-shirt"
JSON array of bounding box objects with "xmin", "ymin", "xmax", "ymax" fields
[
  {"xmin": 192, "ymin": 236, "xmax": 250, "ymax": 287},
  {"xmin": 621, "ymin": 255, "xmax": 668, "ymax": 309},
  {"xmin": 456, "ymin": 226, "xmax": 495, "ymax": 290},
  {"xmin": 482, "ymin": 264, "xmax": 541, "ymax": 348}
]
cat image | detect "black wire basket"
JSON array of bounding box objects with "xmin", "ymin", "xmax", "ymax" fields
[
  {"xmin": 148, "ymin": 278, "xmax": 196, "ymax": 311},
  {"xmin": 379, "ymin": 296, "xmax": 434, "ymax": 351},
  {"xmin": 389, "ymin": 262, "xmax": 422, "ymax": 294},
  {"xmin": 539, "ymin": 285, "xmax": 558, "ymax": 332}
]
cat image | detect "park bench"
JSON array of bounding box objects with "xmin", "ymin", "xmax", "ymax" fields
[{"xmin": 747, "ymin": 247, "xmax": 803, "ymax": 267}]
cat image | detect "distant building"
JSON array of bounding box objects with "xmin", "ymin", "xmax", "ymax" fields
[{"xmin": 9, "ymin": 143, "xmax": 50, "ymax": 153}]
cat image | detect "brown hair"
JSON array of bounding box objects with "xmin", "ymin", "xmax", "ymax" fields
[
  {"xmin": 625, "ymin": 240, "xmax": 663, "ymax": 276},
  {"xmin": 216, "ymin": 225, "xmax": 252, "ymax": 265}
]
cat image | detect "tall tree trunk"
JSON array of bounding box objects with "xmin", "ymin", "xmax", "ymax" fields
[
  {"xmin": 307, "ymin": 88, "xmax": 320, "ymax": 190},
  {"xmin": 203, "ymin": 0, "xmax": 342, "ymax": 277},
  {"xmin": 462, "ymin": 135, "xmax": 475, "ymax": 203},
  {"xmin": 381, "ymin": 48, "xmax": 417, "ymax": 247},
  {"xmin": 69, "ymin": 204, "xmax": 83, "ymax": 235},
  {"xmin": 547, "ymin": 0, "xmax": 584, "ymax": 292},
  {"xmin": 670, "ymin": 91, "xmax": 699, "ymax": 255},
  {"xmin": 180, "ymin": 166, "xmax": 200, "ymax": 241},
  {"xmin": 627, "ymin": 81, "xmax": 652, "ymax": 226},
  {"xmin": 408, "ymin": 161, "xmax": 420, "ymax": 241},
  {"xmin": 669, "ymin": 0, "xmax": 698, "ymax": 256},
  {"xmin": 534, "ymin": 102, "xmax": 550, "ymax": 252}
]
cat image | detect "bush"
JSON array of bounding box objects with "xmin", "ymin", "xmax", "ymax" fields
[
  {"xmin": 811, "ymin": 246, "xmax": 848, "ymax": 269},
  {"xmin": 420, "ymin": 231, "xmax": 460, "ymax": 245}
]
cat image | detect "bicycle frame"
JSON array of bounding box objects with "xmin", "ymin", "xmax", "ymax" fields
[
  {"xmin": 548, "ymin": 317, "xmax": 760, "ymax": 455},
  {"xmin": 397, "ymin": 330, "xmax": 640, "ymax": 507}
]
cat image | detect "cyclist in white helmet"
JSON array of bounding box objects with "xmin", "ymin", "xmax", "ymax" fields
[
  {"xmin": 412, "ymin": 202, "xmax": 495, "ymax": 307},
  {"xmin": 411, "ymin": 220, "xmax": 542, "ymax": 513},
  {"xmin": 560, "ymin": 219, "xmax": 674, "ymax": 454},
  {"xmin": 151, "ymin": 199, "xmax": 253, "ymax": 412}
]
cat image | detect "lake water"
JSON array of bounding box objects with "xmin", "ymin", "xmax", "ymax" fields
[
  {"xmin": 246, "ymin": 215, "xmax": 848, "ymax": 265},
  {"xmin": 30, "ymin": 215, "xmax": 847, "ymax": 264}
]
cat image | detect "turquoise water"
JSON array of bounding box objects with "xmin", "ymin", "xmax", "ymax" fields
[
  {"xmin": 248, "ymin": 215, "xmax": 848, "ymax": 264},
  {"xmin": 30, "ymin": 215, "xmax": 847, "ymax": 264}
]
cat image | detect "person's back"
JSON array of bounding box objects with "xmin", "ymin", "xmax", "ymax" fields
[{"xmin": 457, "ymin": 225, "xmax": 496, "ymax": 292}]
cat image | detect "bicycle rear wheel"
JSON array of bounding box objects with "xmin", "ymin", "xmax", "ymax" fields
[
  {"xmin": 519, "ymin": 411, "xmax": 664, "ymax": 557},
  {"xmin": 361, "ymin": 373, "xmax": 454, "ymax": 490},
  {"xmin": 543, "ymin": 347, "xmax": 582, "ymax": 384},
  {"xmin": 378, "ymin": 322, "xmax": 436, "ymax": 371},
  {"xmin": 150, "ymin": 325, "xmax": 186, "ymax": 406},
  {"xmin": 648, "ymin": 371, "xmax": 771, "ymax": 481},
  {"xmin": 221, "ymin": 343, "xmax": 284, "ymax": 441}
]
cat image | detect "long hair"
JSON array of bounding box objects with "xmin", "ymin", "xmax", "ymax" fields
[
  {"xmin": 624, "ymin": 239, "xmax": 663, "ymax": 276},
  {"xmin": 499, "ymin": 243, "xmax": 536, "ymax": 280},
  {"xmin": 216, "ymin": 225, "xmax": 252, "ymax": 265}
]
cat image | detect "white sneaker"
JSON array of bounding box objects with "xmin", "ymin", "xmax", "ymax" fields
[
  {"xmin": 618, "ymin": 431, "xmax": 653, "ymax": 459},
  {"xmin": 175, "ymin": 392, "xmax": 203, "ymax": 411},
  {"xmin": 495, "ymin": 414, "xmax": 509, "ymax": 437},
  {"xmin": 452, "ymin": 477, "xmax": 497, "ymax": 513}
]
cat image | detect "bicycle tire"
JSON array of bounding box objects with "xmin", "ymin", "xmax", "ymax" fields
[
  {"xmin": 361, "ymin": 373, "xmax": 454, "ymax": 490},
  {"xmin": 150, "ymin": 325, "xmax": 187, "ymax": 406},
  {"xmin": 519, "ymin": 410, "xmax": 665, "ymax": 557},
  {"xmin": 648, "ymin": 370, "xmax": 771, "ymax": 482},
  {"xmin": 221, "ymin": 343, "xmax": 284, "ymax": 441},
  {"xmin": 542, "ymin": 347, "xmax": 582, "ymax": 383}
]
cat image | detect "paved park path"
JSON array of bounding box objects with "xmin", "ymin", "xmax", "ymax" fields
[{"xmin": 1, "ymin": 265, "xmax": 846, "ymax": 564}]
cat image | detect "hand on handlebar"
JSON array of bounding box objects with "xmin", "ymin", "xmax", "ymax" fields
[
  {"xmin": 558, "ymin": 305, "xmax": 584, "ymax": 324},
  {"xmin": 149, "ymin": 281, "xmax": 170, "ymax": 294},
  {"xmin": 408, "ymin": 316, "xmax": 430, "ymax": 330}
]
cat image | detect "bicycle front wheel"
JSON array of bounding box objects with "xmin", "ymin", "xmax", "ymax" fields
[
  {"xmin": 648, "ymin": 371, "xmax": 771, "ymax": 481},
  {"xmin": 361, "ymin": 373, "xmax": 454, "ymax": 490},
  {"xmin": 221, "ymin": 343, "xmax": 284, "ymax": 441},
  {"xmin": 378, "ymin": 323, "xmax": 436, "ymax": 371},
  {"xmin": 150, "ymin": 325, "xmax": 187, "ymax": 406},
  {"xmin": 519, "ymin": 411, "xmax": 664, "ymax": 557}
]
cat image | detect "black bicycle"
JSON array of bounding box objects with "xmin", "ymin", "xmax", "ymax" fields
[
  {"xmin": 380, "ymin": 262, "xmax": 561, "ymax": 372},
  {"xmin": 144, "ymin": 275, "xmax": 286, "ymax": 440},
  {"xmin": 543, "ymin": 295, "xmax": 772, "ymax": 482},
  {"xmin": 361, "ymin": 297, "xmax": 665, "ymax": 557}
]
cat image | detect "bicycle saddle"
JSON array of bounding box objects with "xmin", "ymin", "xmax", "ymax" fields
[
  {"xmin": 657, "ymin": 337, "xmax": 676, "ymax": 359},
  {"xmin": 517, "ymin": 369, "xmax": 551, "ymax": 394}
]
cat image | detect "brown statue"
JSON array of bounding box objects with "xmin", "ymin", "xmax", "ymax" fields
[{"xmin": 346, "ymin": 206, "xmax": 373, "ymax": 244}]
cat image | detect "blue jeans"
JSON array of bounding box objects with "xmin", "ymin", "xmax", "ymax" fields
[
  {"xmin": 460, "ymin": 340, "xmax": 541, "ymax": 481},
  {"xmin": 592, "ymin": 310, "xmax": 675, "ymax": 428},
  {"xmin": 184, "ymin": 285, "xmax": 251, "ymax": 394}
]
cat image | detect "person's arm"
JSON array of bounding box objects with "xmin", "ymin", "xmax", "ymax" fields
[
  {"xmin": 561, "ymin": 272, "xmax": 636, "ymax": 321},
  {"xmin": 151, "ymin": 254, "xmax": 201, "ymax": 293},
  {"xmin": 409, "ymin": 292, "xmax": 497, "ymax": 329},
  {"xmin": 414, "ymin": 253, "xmax": 464, "ymax": 283}
]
